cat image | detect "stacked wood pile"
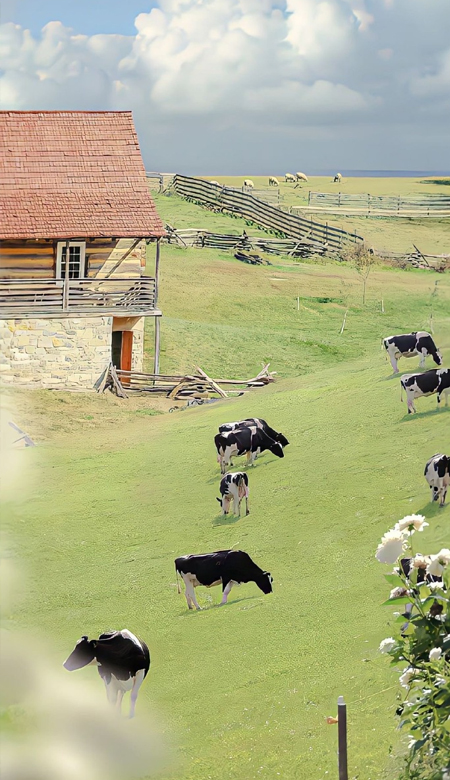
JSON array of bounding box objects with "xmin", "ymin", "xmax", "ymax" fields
[
  {"xmin": 374, "ymin": 246, "xmax": 450, "ymax": 272},
  {"xmin": 95, "ymin": 363, "xmax": 276, "ymax": 400},
  {"xmin": 234, "ymin": 251, "xmax": 271, "ymax": 266}
]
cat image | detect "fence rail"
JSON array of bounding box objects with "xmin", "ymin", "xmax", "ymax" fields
[
  {"xmin": 306, "ymin": 191, "xmax": 450, "ymax": 217},
  {"xmin": 172, "ymin": 175, "xmax": 363, "ymax": 249},
  {"xmin": 165, "ymin": 227, "xmax": 328, "ymax": 256},
  {"xmin": 0, "ymin": 276, "xmax": 158, "ymax": 318}
]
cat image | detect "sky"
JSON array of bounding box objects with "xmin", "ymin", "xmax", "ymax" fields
[{"xmin": 1, "ymin": 0, "xmax": 449, "ymax": 173}]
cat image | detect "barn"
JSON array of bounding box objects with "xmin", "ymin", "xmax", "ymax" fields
[{"xmin": 0, "ymin": 110, "xmax": 165, "ymax": 389}]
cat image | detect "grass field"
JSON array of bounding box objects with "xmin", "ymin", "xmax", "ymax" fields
[
  {"xmin": 170, "ymin": 176, "xmax": 450, "ymax": 254},
  {"xmin": 3, "ymin": 223, "xmax": 450, "ymax": 780}
]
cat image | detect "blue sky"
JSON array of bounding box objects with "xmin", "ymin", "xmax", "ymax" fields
[
  {"xmin": 1, "ymin": 0, "xmax": 156, "ymax": 35},
  {"xmin": 1, "ymin": 0, "xmax": 450, "ymax": 172}
]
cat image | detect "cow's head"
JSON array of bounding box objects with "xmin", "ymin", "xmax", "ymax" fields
[
  {"xmin": 63, "ymin": 635, "xmax": 97, "ymax": 671},
  {"xmin": 256, "ymin": 571, "xmax": 273, "ymax": 594},
  {"xmin": 433, "ymin": 350, "xmax": 443, "ymax": 366},
  {"xmin": 270, "ymin": 441, "xmax": 284, "ymax": 458},
  {"xmin": 276, "ymin": 433, "xmax": 289, "ymax": 448}
]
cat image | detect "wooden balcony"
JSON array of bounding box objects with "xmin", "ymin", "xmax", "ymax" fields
[{"xmin": 0, "ymin": 277, "xmax": 160, "ymax": 319}]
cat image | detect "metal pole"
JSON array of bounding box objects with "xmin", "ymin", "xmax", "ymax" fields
[
  {"xmin": 154, "ymin": 316, "xmax": 161, "ymax": 375},
  {"xmin": 337, "ymin": 696, "xmax": 348, "ymax": 780}
]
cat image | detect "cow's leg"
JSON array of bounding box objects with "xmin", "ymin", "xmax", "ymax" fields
[
  {"xmin": 181, "ymin": 574, "xmax": 197, "ymax": 610},
  {"xmin": 220, "ymin": 580, "xmax": 234, "ymax": 605},
  {"xmin": 387, "ymin": 345, "xmax": 399, "ymax": 373},
  {"xmin": 245, "ymin": 493, "xmax": 250, "ymax": 515},
  {"xmin": 105, "ymin": 679, "xmax": 118, "ymax": 706},
  {"xmin": 432, "ymin": 486, "xmax": 439, "ymax": 502},
  {"xmin": 129, "ymin": 669, "xmax": 146, "ymax": 719},
  {"xmin": 223, "ymin": 495, "xmax": 231, "ymax": 515},
  {"xmin": 419, "ymin": 349, "xmax": 427, "ymax": 368},
  {"xmin": 233, "ymin": 491, "xmax": 240, "ymax": 516},
  {"xmin": 406, "ymin": 390, "xmax": 416, "ymax": 414},
  {"xmin": 116, "ymin": 688, "xmax": 125, "ymax": 715},
  {"xmin": 441, "ymin": 486, "xmax": 448, "ymax": 506}
]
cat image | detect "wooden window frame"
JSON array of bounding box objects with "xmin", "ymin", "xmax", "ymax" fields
[{"xmin": 56, "ymin": 241, "xmax": 86, "ymax": 279}]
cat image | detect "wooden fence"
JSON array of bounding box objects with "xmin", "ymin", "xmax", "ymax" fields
[
  {"xmin": 172, "ymin": 175, "xmax": 363, "ymax": 249},
  {"xmin": 165, "ymin": 227, "xmax": 329, "ymax": 256},
  {"xmin": 305, "ymin": 191, "xmax": 450, "ymax": 217},
  {"xmin": 242, "ymin": 186, "xmax": 280, "ymax": 206},
  {"xmin": 146, "ymin": 172, "xmax": 175, "ymax": 192}
]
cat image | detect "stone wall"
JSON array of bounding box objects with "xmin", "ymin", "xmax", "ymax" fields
[{"xmin": 0, "ymin": 317, "xmax": 112, "ymax": 389}]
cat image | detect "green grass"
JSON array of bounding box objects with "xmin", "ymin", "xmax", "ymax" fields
[{"xmin": 3, "ymin": 241, "xmax": 450, "ymax": 780}]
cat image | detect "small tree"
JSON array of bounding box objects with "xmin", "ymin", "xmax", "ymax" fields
[
  {"xmin": 342, "ymin": 244, "xmax": 375, "ymax": 304},
  {"xmin": 376, "ymin": 517, "xmax": 450, "ymax": 780}
]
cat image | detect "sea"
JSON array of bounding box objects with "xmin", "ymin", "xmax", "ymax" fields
[{"xmin": 294, "ymin": 170, "xmax": 450, "ymax": 178}]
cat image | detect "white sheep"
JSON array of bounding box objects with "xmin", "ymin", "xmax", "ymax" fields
[
  {"xmin": 295, "ymin": 172, "xmax": 308, "ymax": 182},
  {"xmin": 268, "ymin": 176, "xmax": 279, "ymax": 186},
  {"xmin": 243, "ymin": 179, "xmax": 254, "ymax": 188},
  {"xmin": 285, "ymin": 173, "xmax": 296, "ymax": 182},
  {"xmin": 334, "ymin": 173, "xmax": 342, "ymax": 183},
  {"xmin": 210, "ymin": 180, "xmax": 220, "ymax": 186}
]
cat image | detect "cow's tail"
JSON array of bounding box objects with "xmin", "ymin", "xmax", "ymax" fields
[
  {"xmin": 175, "ymin": 564, "xmax": 182, "ymax": 595},
  {"xmin": 400, "ymin": 381, "xmax": 404, "ymax": 403}
]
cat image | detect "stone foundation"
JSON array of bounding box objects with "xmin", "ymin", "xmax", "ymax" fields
[{"xmin": 0, "ymin": 317, "xmax": 112, "ymax": 389}]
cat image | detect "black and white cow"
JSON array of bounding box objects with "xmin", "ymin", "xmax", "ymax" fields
[
  {"xmin": 63, "ymin": 629, "xmax": 150, "ymax": 718},
  {"xmin": 218, "ymin": 418, "xmax": 289, "ymax": 448},
  {"xmin": 214, "ymin": 426, "xmax": 284, "ymax": 473},
  {"xmin": 424, "ymin": 454, "xmax": 450, "ymax": 507},
  {"xmin": 401, "ymin": 368, "xmax": 450, "ymax": 414},
  {"xmin": 175, "ymin": 549, "xmax": 273, "ymax": 609},
  {"xmin": 217, "ymin": 472, "xmax": 249, "ymax": 516},
  {"xmin": 383, "ymin": 331, "xmax": 442, "ymax": 374}
]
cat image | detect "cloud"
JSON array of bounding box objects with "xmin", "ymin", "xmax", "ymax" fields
[{"xmin": 1, "ymin": 0, "xmax": 450, "ymax": 170}]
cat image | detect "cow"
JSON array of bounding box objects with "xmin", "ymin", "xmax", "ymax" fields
[
  {"xmin": 218, "ymin": 417, "xmax": 289, "ymax": 448},
  {"xmin": 334, "ymin": 173, "xmax": 342, "ymax": 183},
  {"xmin": 243, "ymin": 179, "xmax": 254, "ymax": 188},
  {"xmin": 285, "ymin": 173, "xmax": 296, "ymax": 182},
  {"xmin": 401, "ymin": 368, "xmax": 450, "ymax": 414},
  {"xmin": 295, "ymin": 172, "xmax": 308, "ymax": 182},
  {"xmin": 424, "ymin": 454, "xmax": 450, "ymax": 507},
  {"xmin": 269, "ymin": 176, "xmax": 279, "ymax": 186},
  {"xmin": 383, "ymin": 331, "xmax": 442, "ymax": 373},
  {"xmin": 175, "ymin": 549, "xmax": 273, "ymax": 609},
  {"xmin": 214, "ymin": 426, "xmax": 284, "ymax": 473},
  {"xmin": 217, "ymin": 472, "xmax": 249, "ymax": 516},
  {"xmin": 397, "ymin": 557, "xmax": 444, "ymax": 626},
  {"xmin": 63, "ymin": 629, "xmax": 150, "ymax": 718}
]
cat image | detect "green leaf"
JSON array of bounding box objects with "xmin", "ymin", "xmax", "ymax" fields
[
  {"xmin": 382, "ymin": 596, "xmax": 412, "ymax": 606},
  {"xmin": 384, "ymin": 574, "xmax": 405, "ymax": 587}
]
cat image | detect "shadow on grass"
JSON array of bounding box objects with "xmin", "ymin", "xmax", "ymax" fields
[
  {"xmin": 399, "ymin": 407, "xmax": 450, "ymax": 422},
  {"xmin": 212, "ymin": 513, "xmax": 241, "ymax": 526},
  {"xmin": 178, "ymin": 594, "xmax": 259, "ymax": 616},
  {"xmin": 413, "ymin": 500, "xmax": 449, "ymax": 518}
]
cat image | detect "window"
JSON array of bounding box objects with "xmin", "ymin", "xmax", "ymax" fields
[{"xmin": 56, "ymin": 242, "xmax": 86, "ymax": 279}]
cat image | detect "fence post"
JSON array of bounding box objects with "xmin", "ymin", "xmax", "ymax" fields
[{"xmin": 337, "ymin": 696, "xmax": 348, "ymax": 780}]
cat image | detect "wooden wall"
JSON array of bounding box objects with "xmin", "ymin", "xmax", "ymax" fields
[
  {"xmin": 0, "ymin": 238, "xmax": 148, "ymax": 279},
  {"xmin": 0, "ymin": 240, "xmax": 55, "ymax": 279}
]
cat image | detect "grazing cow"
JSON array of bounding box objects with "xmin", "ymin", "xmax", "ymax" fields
[
  {"xmin": 334, "ymin": 173, "xmax": 342, "ymax": 183},
  {"xmin": 243, "ymin": 179, "xmax": 254, "ymax": 188},
  {"xmin": 175, "ymin": 549, "xmax": 273, "ymax": 609},
  {"xmin": 295, "ymin": 171, "xmax": 308, "ymax": 182},
  {"xmin": 269, "ymin": 176, "xmax": 279, "ymax": 186},
  {"xmin": 285, "ymin": 173, "xmax": 296, "ymax": 182},
  {"xmin": 218, "ymin": 417, "xmax": 289, "ymax": 448},
  {"xmin": 401, "ymin": 368, "xmax": 450, "ymax": 414},
  {"xmin": 63, "ymin": 629, "xmax": 150, "ymax": 718},
  {"xmin": 217, "ymin": 472, "xmax": 249, "ymax": 516},
  {"xmin": 424, "ymin": 454, "xmax": 450, "ymax": 507},
  {"xmin": 383, "ymin": 331, "xmax": 442, "ymax": 373},
  {"xmin": 214, "ymin": 426, "xmax": 284, "ymax": 473}
]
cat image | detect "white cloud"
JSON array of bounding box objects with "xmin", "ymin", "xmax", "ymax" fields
[{"xmin": 0, "ymin": 0, "xmax": 450, "ymax": 170}]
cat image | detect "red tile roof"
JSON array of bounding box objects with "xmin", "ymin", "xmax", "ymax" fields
[{"xmin": 0, "ymin": 111, "xmax": 165, "ymax": 239}]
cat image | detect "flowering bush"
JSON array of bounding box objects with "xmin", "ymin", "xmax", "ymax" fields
[{"xmin": 376, "ymin": 515, "xmax": 450, "ymax": 780}]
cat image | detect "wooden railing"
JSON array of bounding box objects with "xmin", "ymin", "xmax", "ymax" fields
[
  {"xmin": 0, "ymin": 276, "xmax": 158, "ymax": 318},
  {"xmin": 306, "ymin": 191, "xmax": 450, "ymax": 217}
]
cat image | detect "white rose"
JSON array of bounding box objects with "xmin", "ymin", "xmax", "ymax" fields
[
  {"xmin": 375, "ymin": 529, "xmax": 406, "ymax": 564},
  {"xmin": 429, "ymin": 647, "xmax": 442, "ymax": 661},
  {"xmin": 426, "ymin": 549, "xmax": 450, "ymax": 577},
  {"xmin": 412, "ymin": 553, "xmax": 430, "ymax": 569},
  {"xmin": 395, "ymin": 515, "xmax": 429, "ymax": 535},
  {"xmin": 379, "ymin": 637, "xmax": 396, "ymax": 654},
  {"xmin": 428, "ymin": 581, "xmax": 445, "ymax": 592},
  {"xmin": 399, "ymin": 667, "xmax": 415, "ymax": 688}
]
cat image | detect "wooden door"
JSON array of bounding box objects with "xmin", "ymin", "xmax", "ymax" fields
[{"xmin": 121, "ymin": 331, "xmax": 133, "ymax": 372}]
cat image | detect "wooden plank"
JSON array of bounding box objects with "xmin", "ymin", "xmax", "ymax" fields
[{"xmin": 195, "ymin": 366, "xmax": 228, "ymax": 398}]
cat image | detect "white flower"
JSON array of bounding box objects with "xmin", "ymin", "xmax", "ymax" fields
[
  {"xmin": 395, "ymin": 514, "xmax": 428, "ymax": 535},
  {"xmin": 412, "ymin": 553, "xmax": 430, "ymax": 569},
  {"xmin": 428, "ymin": 581, "xmax": 445, "ymax": 592},
  {"xmin": 399, "ymin": 667, "xmax": 415, "ymax": 689},
  {"xmin": 390, "ymin": 586, "xmax": 409, "ymax": 599},
  {"xmin": 429, "ymin": 647, "xmax": 442, "ymax": 661},
  {"xmin": 375, "ymin": 529, "xmax": 406, "ymax": 564},
  {"xmin": 379, "ymin": 637, "xmax": 396, "ymax": 654},
  {"xmin": 427, "ymin": 548, "xmax": 450, "ymax": 577}
]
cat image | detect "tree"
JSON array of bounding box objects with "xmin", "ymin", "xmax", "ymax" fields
[{"xmin": 343, "ymin": 244, "xmax": 375, "ymax": 304}]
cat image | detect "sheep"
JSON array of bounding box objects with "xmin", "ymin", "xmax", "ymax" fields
[
  {"xmin": 243, "ymin": 179, "xmax": 254, "ymax": 188},
  {"xmin": 268, "ymin": 176, "xmax": 279, "ymax": 186},
  {"xmin": 210, "ymin": 180, "xmax": 220, "ymax": 186},
  {"xmin": 285, "ymin": 173, "xmax": 296, "ymax": 183},
  {"xmin": 295, "ymin": 172, "xmax": 308, "ymax": 182},
  {"xmin": 334, "ymin": 173, "xmax": 342, "ymax": 183}
]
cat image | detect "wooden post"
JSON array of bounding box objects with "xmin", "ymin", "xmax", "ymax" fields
[
  {"xmin": 154, "ymin": 316, "xmax": 161, "ymax": 375},
  {"xmin": 62, "ymin": 239, "xmax": 70, "ymax": 310},
  {"xmin": 337, "ymin": 696, "xmax": 348, "ymax": 780},
  {"xmin": 155, "ymin": 237, "xmax": 161, "ymax": 305}
]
